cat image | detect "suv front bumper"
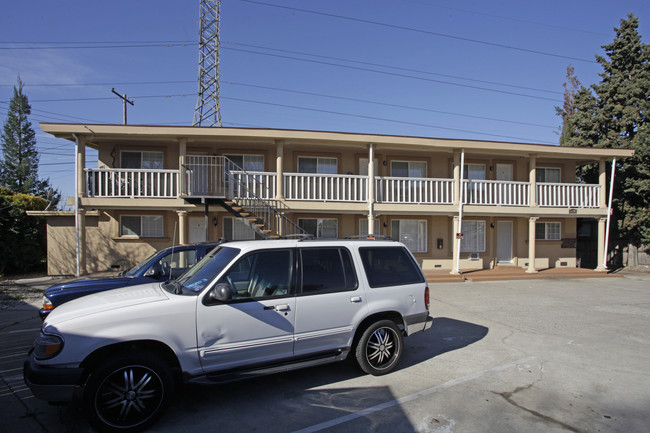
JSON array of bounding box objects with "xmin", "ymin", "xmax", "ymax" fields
[{"xmin": 23, "ymin": 353, "xmax": 83, "ymax": 403}]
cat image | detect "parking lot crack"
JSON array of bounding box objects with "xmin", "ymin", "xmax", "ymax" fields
[{"xmin": 494, "ymin": 385, "xmax": 586, "ymax": 433}]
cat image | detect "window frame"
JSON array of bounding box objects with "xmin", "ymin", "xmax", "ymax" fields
[
  {"xmin": 536, "ymin": 167, "xmax": 562, "ymax": 183},
  {"xmin": 298, "ymin": 218, "xmax": 339, "ymax": 239},
  {"xmin": 119, "ymin": 215, "xmax": 164, "ymax": 238},
  {"xmin": 120, "ymin": 150, "xmax": 164, "ymax": 169},
  {"xmin": 536, "ymin": 221, "xmax": 561, "ymax": 241},
  {"xmin": 390, "ymin": 160, "xmax": 427, "ymax": 178},
  {"xmin": 390, "ymin": 219, "xmax": 428, "ymax": 253},
  {"xmin": 224, "ymin": 154, "xmax": 265, "ymax": 172},
  {"xmin": 460, "ymin": 220, "xmax": 486, "ymax": 253},
  {"xmin": 297, "ymin": 156, "xmax": 338, "ymax": 174}
]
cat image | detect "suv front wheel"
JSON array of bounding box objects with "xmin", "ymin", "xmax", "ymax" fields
[
  {"xmin": 83, "ymin": 352, "xmax": 174, "ymax": 433},
  {"xmin": 355, "ymin": 320, "xmax": 403, "ymax": 376}
]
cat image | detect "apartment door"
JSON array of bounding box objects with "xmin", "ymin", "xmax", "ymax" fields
[
  {"xmin": 496, "ymin": 164, "xmax": 513, "ymax": 181},
  {"xmin": 496, "ymin": 221, "xmax": 513, "ymax": 264},
  {"xmin": 189, "ymin": 216, "xmax": 206, "ymax": 243}
]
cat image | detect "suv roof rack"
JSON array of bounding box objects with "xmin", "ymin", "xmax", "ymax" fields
[
  {"xmin": 344, "ymin": 235, "xmax": 393, "ymax": 241},
  {"xmin": 279, "ymin": 233, "xmax": 316, "ymax": 241}
]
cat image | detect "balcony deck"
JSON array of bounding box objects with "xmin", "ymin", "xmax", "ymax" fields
[{"xmin": 84, "ymin": 166, "xmax": 602, "ymax": 210}]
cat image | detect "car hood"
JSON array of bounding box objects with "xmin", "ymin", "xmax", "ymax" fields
[
  {"xmin": 44, "ymin": 283, "xmax": 169, "ymax": 326},
  {"xmin": 45, "ymin": 276, "xmax": 138, "ymax": 294}
]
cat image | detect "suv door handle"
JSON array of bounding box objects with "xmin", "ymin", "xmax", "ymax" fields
[
  {"xmin": 264, "ymin": 304, "xmax": 290, "ymax": 311},
  {"xmin": 350, "ymin": 296, "xmax": 362, "ymax": 303}
]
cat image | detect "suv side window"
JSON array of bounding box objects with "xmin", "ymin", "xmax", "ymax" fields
[
  {"xmin": 220, "ymin": 249, "xmax": 293, "ymax": 300},
  {"xmin": 300, "ymin": 247, "xmax": 357, "ymax": 294},
  {"xmin": 359, "ymin": 246, "xmax": 425, "ymax": 288},
  {"xmin": 158, "ymin": 250, "xmax": 198, "ymax": 278}
]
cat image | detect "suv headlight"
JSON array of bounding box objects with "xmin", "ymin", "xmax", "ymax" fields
[{"xmin": 33, "ymin": 332, "xmax": 64, "ymax": 360}]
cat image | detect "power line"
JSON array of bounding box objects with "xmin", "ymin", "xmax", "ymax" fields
[
  {"xmin": 240, "ymin": 0, "xmax": 596, "ymax": 63},
  {"xmin": 222, "ymin": 96, "xmax": 556, "ymax": 144}
]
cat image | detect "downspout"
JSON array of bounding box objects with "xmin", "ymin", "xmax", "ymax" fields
[
  {"xmin": 72, "ymin": 133, "xmax": 81, "ymax": 277},
  {"xmin": 603, "ymin": 157, "xmax": 616, "ymax": 270},
  {"xmin": 455, "ymin": 149, "xmax": 465, "ymax": 274},
  {"xmin": 367, "ymin": 143, "xmax": 375, "ymax": 236}
]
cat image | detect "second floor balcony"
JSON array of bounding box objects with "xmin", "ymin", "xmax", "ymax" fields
[{"xmin": 84, "ymin": 156, "xmax": 602, "ymax": 209}]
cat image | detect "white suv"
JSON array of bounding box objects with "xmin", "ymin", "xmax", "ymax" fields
[{"xmin": 25, "ymin": 239, "xmax": 432, "ymax": 432}]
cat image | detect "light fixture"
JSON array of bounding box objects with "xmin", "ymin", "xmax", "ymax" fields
[{"xmin": 212, "ymin": 217, "xmax": 218, "ymax": 226}]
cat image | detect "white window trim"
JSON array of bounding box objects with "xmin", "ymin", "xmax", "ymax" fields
[
  {"xmin": 120, "ymin": 150, "xmax": 164, "ymax": 169},
  {"xmin": 298, "ymin": 218, "xmax": 339, "ymax": 239},
  {"xmin": 537, "ymin": 167, "xmax": 562, "ymax": 183},
  {"xmin": 391, "ymin": 219, "xmax": 428, "ymax": 253},
  {"xmin": 224, "ymin": 154, "xmax": 265, "ymax": 171},
  {"xmin": 119, "ymin": 215, "xmax": 164, "ymax": 238},
  {"xmin": 297, "ymin": 156, "xmax": 338, "ymax": 174},
  {"xmin": 536, "ymin": 221, "xmax": 562, "ymax": 241},
  {"xmin": 391, "ymin": 160, "xmax": 427, "ymax": 178},
  {"xmin": 460, "ymin": 220, "xmax": 486, "ymax": 253}
]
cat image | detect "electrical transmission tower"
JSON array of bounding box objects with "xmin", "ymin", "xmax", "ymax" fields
[{"xmin": 193, "ymin": 0, "xmax": 222, "ymax": 127}]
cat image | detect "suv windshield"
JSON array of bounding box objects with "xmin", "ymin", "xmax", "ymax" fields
[
  {"xmin": 123, "ymin": 251, "xmax": 159, "ymax": 277},
  {"xmin": 172, "ymin": 246, "xmax": 240, "ymax": 294}
]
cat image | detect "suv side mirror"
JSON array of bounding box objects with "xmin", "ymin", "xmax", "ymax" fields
[{"xmin": 210, "ymin": 283, "xmax": 233, "ymax": 302}]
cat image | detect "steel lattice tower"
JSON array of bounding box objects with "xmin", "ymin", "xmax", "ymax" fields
[{"xmin": 193, "ymin": 0, "xmax": 222, "ymax": 127}]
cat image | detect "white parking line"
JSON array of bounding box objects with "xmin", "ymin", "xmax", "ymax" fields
[{"xmin": 291, "ymin": 354, "xmax": 541, "ymax": 433}]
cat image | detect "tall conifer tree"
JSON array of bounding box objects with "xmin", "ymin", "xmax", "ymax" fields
[{"xmin": 559, "ymin": 14, "xmax": 650, "ymax": 256}]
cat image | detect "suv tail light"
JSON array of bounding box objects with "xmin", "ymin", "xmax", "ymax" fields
[{"xmin": 424, "ymin": 285, "xmax": 430, "ymax": 310}]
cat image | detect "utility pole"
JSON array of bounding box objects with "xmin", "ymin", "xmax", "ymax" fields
[
  {"xmin": 193, "ymin": 0, "xmax": 222, "ymax": 127},
  {"xmin": 112, "ymin": 88, "xmax": 134, "ymax": 125}
]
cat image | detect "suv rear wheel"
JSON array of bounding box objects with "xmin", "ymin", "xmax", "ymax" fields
[
  {"xmin": 83, "ymin": 352, "xmax": 174, "ymax": 433},
  {"xmin": 355, "ymin": 320, "xmax": 403, "ymax": 375}
]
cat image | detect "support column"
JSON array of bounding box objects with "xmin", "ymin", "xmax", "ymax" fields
[
  {"xmin": 527, "ymin": 217, "xmax": 538, "ymax": 273},
  {"xmin": 450, "ymin": 216, "xmax": 460, "ymax": 275},
  {"xmin": 275, "ymin": 140, "xmax": 284, "ymax": 200},
  {"xmin": 598, "ymin": 158, "xmax": 607, "ymax": 209},
  {"xmin": 367, "ymin": 143, "xmax": 375, "ymax": 235},
  {"xmin": 453, "ymin": 150, "xmax": 461, "ymax": 205},
  {"xmin": 529, "ymin": 155, "xmax": 537, "ymax": 207},
  {"xmin": 596, "ymin": 217, "xmax": 607, "ymax": 272},
  {"xmin": 78, "ymin": 209, "xmax": 87, "ymax": 275},
  {"xmin": 177, "ymin": 211, "xmax": 188, "ymax": 245}
]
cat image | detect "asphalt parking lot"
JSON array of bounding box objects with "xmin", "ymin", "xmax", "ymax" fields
[{"xmin": 1, "ymin": 273, "xmax": 649, "ymax": 433}]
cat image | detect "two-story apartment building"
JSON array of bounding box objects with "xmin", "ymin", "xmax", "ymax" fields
[{"xmin": 36, "ymin": 123, "xmax": 633, "ymax": 276}]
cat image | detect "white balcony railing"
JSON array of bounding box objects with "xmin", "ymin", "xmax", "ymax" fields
[
  {"xmin": 230, "ymin": 171, "xmax": 276, "ymax": 200},
  {"xmin": 85, "ymin": 166, "xmax": 603, "ymax": 209},
  {"xmin": 537, "ymin": 183, "xmax": 600, "ymax": 208},
  {"xmin": 376, "ymin": 177, "xmax": 453, "ymax": 204},
  {"xmin": 463, "ymin": 179, "xmax": 530, "ymax": 206},
  {"xmin": 86, "ymin": 168, "xmax": 179, "ymax": 198},
  {"xmin": 284, "ymin": 173, "xmax": 368, "ymax": 202}
]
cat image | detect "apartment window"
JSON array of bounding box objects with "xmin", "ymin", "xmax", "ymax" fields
[
  {"xmin": 359, "ymin": 218, "xmax": 380, "ymax": 237},
  {"xmin": 298, "ymin": 157, "xmax": 337, "ymax": 174},
  {"xmin": 391, "ymin": 161, "xmax": 426, "ymax": 178},
  {"xmin": 223, "ymin": 217, "xmax": 261, "ymax": 241},
  {"xmin": 298, "ymin": 218, "xmax": 338, "ymax": 239},
  {"xmin": 120, "ymin": 215, "xmax": 163, "ymax": 238},
  {"xmin": 121, "ymin": 151, "xmax": 163, "ymax": 169},
  {"xmin": 224, "ymin": 154, "xmax": 264, "ymax": 172},
  {"xmin": 460, "ymin": 220, "xmax": 486, "ymax": 253},
  {"xmin": 536, "ymin": 222, "xmax": 561, "ymax": 240},
  {"xmin": 536, "ymin": 167, "xmax": 561, "ymax": 183},
  {"xmin": 391, "ymin": 220, "xmax": 427, "ymax": 252},
  {"xmin": 463, "ymin": 164, "xmax": 486, "ymax": 180}
]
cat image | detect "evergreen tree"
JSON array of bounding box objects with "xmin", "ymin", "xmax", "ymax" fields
[
  {"xmin": 0, "ymin": 77, "xmax": 60, "ymax": 208},
  {"xmin": 559, "ymin": 14, "xmax": 650, "ymax": 257}
]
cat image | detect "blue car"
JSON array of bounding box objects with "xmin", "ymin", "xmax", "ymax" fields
[{"xmin": 39, "ymin": 241, "xmax": 221, "ymax": 319}]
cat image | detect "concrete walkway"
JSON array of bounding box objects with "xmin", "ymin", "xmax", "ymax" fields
[{"xmin": 424, "ymin": 266, "xmax": 624, "ymax": 283}]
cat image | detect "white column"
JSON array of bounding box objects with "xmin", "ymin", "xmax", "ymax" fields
[
  {"xmin": 177, "ymin": 211, "xmax": 188, "ymax": 245},
  {"xmin": 527, "ymin": 217, "xmax": 538, "ymax": 273},
  {"xmin": 367, "ymin": 143, "xmax": 375, "ymax": 235},
  {"xmin": 275, "ymin": 139, "xmax": 284, "ymax": 200},
  {"xmin": 529, "ymin": 155, "xmax": 537, "ymax": 207}
]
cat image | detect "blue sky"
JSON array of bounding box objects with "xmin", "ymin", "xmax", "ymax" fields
[{"xmin": 1, "ymin": 0, "xmax": 648, "ymax": 202}]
